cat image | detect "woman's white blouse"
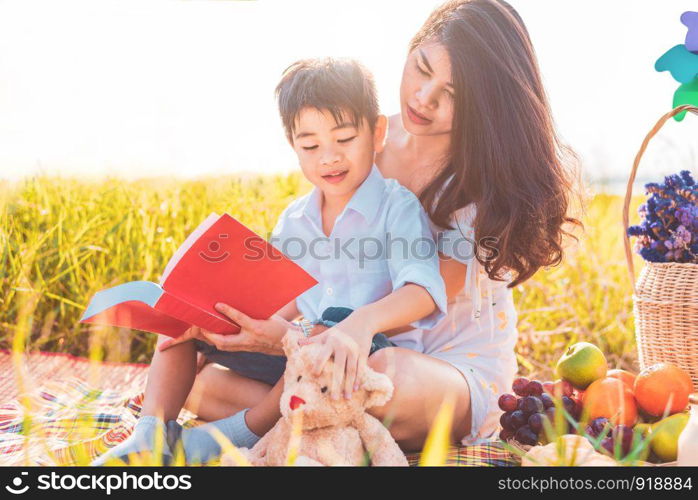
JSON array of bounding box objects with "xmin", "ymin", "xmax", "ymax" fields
[{"xmin": 422, "ymin": 201, "xmax": 520, "ymax": 442}]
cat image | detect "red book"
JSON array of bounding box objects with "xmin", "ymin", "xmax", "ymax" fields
[{"xmin": 80, "ymin": 213, "xmax": 317, "ymax": 338}]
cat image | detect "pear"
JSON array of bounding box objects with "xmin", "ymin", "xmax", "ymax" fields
[{"xmin": 651, "ymin": 413, "xmax": 689, "ymax": 462}]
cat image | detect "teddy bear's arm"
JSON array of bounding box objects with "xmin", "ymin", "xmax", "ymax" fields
[
  {"xmin": 230, "ymin": 420, "xmax": 286, "ymax": 466},
  {"xmin": 247, "ymin": 419, "xmax": 297, "ymax": 466},
  {"xmin": 355, "ymin": 414, "xmax": 408, "ymax": 466},
  {"xmin": 220, "ymin": 432, "xmax": 273, "ymax": 466},
  {"xmin": 244, "ymin": 427, "xmax": 273, "ymax": 465},
  {"xmin": 292, "ymin": 455, "xmax": 324, "ymax": 466}
]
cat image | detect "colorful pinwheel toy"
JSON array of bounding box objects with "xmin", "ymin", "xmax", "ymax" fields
[{"xmin": 655, "ymin": 11, "xmax": 698, "ymax": 121}]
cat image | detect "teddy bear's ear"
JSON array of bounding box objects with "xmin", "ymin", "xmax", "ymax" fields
[
  {"xmin": 361, "ymin": 367, "xmax": 394, "ymax": 409},
  {"xmin": 281, "ymin": 328, "xmax": 302, "ymax": 357}
]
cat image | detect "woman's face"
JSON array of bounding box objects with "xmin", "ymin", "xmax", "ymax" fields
[{"xmin": 400, "ymin": 41, "xmax": 454, "ymax": 136}]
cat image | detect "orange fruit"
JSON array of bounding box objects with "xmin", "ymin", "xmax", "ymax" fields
[
  {"xmin": 582, "ymin": 377, "xmax": 638, "ymax": 427},
  {"xmin": 634, "ymin": 363, "xmax": 692, "ymax": 417},
  {"xmin": 607, "ymin": 369, "xmax": 636, "ymax": 392}
]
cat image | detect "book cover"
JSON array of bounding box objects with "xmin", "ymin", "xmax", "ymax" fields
[{"xmin": 80, "ymin": 213, "xmax": 317, "ymax": 338}]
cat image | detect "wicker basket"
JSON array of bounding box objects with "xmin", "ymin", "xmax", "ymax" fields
[{"xmin": 622, "ymin": 104, "xmax": 698, "ymax": 391}]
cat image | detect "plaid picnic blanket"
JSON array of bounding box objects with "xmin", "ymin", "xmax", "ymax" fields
[{"xmin": 0, "ymin": 351, "xmax": 517, "ymax": 466}]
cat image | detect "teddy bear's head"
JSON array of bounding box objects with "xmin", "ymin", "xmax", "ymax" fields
[{"xmin": 279, "ymin": 329, "xmax": 393, "ymax": 429}]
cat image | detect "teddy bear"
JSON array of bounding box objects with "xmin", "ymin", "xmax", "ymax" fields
[{"xmin": 222, "ymin": 328, "xmax": 408, "ymax": 466}]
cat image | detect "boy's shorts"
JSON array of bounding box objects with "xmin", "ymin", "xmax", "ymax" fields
[{"xmin": 194, "ymin": 306, "xmax": 395, "ymax": 386}]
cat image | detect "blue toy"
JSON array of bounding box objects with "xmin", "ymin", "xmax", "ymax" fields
[{"xmin": 655, "ymin": 44, "xmax": 698, "ymax": 83}]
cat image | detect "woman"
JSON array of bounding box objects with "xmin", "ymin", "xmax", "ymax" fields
[
  {"xmin": 178, "ymin": 0, "xmax": 579, "ymax": 451},
  {"xmin": 96, "ymin": 0, "xmax": 579, "ymax": 463}
]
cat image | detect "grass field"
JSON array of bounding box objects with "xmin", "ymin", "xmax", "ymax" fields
[{"xmin": 1, "ymin": 174, "xmax": 644, "ymax": 380}]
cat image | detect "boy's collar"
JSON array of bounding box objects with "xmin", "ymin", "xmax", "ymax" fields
[
  {"xmin": 344, "ymin": 164, "xmax": 384, "ymax": 222},
  {"xmin": 289, "ymin": 164, "xmax": 385, "ymax": 225}
]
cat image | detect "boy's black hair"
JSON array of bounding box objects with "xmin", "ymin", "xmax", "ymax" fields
[{"xmin": 275, "ymin": 57, "xmax": 379, "ymax": 141}]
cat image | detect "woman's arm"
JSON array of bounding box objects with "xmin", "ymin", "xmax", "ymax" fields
[
  {"xmin": 380, "ymin": 254, "xmax": 467, "ymax": 336},
  {"xmin": 439, "ymin": 252, "xmax": 468, "ymax": 301}
]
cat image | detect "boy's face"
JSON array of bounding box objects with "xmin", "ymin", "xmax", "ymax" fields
[{"xmin": 290, "ymin": 107, "xmax": 386, "ymax": 202}]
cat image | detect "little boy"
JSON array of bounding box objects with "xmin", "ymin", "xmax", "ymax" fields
[{"xmin": 93, "ymin": 58, "xmax": 447, "ymax": 465}]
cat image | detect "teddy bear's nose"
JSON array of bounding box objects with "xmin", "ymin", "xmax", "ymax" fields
[{"xmin": 289, "ymin": 395, "xmax": 306, "ymax": 410}]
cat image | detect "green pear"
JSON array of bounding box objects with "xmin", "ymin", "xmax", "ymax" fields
[
  {"xmin": 555, "ymin": 342, "xmax": 607, "ymax": 389},
  {"xmin": 630, "ymin": 424, "xmax": 652, "ymax": 462},
  {"xmin": 651, "ymin": 413, "xmax": 689, "ymax": 462}
]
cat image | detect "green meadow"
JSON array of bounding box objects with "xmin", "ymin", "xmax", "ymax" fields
[{"xmin": 2, "ymin": 175, "xmax": 642, "ymax": 380}]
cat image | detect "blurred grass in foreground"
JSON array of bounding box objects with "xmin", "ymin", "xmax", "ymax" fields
[{"xmin": 1, "ymin": 175, "xmax": 643, "ymax": 378}]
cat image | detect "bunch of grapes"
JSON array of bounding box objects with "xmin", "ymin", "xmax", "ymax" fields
[
  {"xmin": 585, "ymin": 417, "xmax": 636, "ymax": 458},
  {"xmin": 498, "ymin": 377, "xmax": 579, "ymax": 446},
  {"xmin": 627, "ymin": 170, "xmax": 698, "ymax": 263}
]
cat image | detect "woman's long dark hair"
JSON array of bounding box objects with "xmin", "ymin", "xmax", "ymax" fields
[{"xmin": 413, "ymin": 0, "xmax": 581, "ymax": 288}]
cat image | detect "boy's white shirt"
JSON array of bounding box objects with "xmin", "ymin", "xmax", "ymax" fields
[{"xmin": 269, "ymin": 164, "xmax": 447, "ymax": 348}]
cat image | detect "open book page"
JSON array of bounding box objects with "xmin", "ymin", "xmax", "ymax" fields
[
  {"xmin": 159, "ymin": 212, "xmax": 219, "ymax": 285},
  {"xmin": 80, "ymin": 281, "xmax": 164, "ymax": 321}
]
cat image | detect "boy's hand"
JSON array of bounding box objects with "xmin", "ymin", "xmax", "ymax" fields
[
  {"xmin": 157, "ymin": 325, "xmax": 208, "ymax": 350},
  {"xmin": 298, "ymin": 310, "xmax": 376, "ymax": 401},
  {"xmin": 158, "ymin": 302, "xmax": 289, "ymax": 356}
]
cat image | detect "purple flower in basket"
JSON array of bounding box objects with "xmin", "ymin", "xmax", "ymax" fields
[
  {"xmin": 627, "ymin": 170, "xmax": 698, "ymax": 264},
  {"xmin": 676, "ymin": 206, "xmax": 698, "ymax": 229},
  {"xmin": 639, "ymin": 247, "xmax": 666, "ymax": 262},
  {"xmin": 676, "ymin": 225, "xmax": 692, "ymax": 245},
  {"xmin": 650, "ymin": 240, "xmax": 666, "ymax": 252},
  {"xmin": 679, "ymin": 170, "xmax": 696, "ymax": 186},
  {"xmin": 664, "ymin": 174, "xmax": 682, "ymax": 189}
]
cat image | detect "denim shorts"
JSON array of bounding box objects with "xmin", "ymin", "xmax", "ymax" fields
[{"xmin": 194, "ymin": 306, "xmax": 395, "ymax": 386}]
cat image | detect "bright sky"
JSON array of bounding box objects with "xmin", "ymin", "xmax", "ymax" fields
[{"xmin": 0, "ymin": 0, "xmax": 696, "ymax": 185}]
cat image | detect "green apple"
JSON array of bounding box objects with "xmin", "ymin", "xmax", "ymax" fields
[{"xmin": 555, "ymin": 342, "xmax": 607, "ymax": 389}]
